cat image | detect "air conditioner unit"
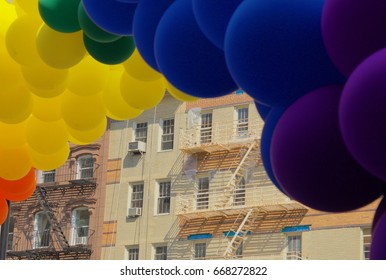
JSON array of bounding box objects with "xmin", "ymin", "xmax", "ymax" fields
[
  {"xmin": 128, "ymin": 141, "xmax": 146, "ymax": 154},
  {"xmin": 128, "ymin": 207, "xmax": 142, "ymax": 217}
]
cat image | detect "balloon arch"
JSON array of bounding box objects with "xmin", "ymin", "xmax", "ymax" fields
[{"xmin": 1, "ymin": 0, "xmax": 386, "ymax": 259}]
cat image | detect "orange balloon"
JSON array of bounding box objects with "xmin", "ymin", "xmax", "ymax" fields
[
  {"xmin": 0, "ymin": 168, "xmax": 36, "ymax": 195},
  {"xmin": 0, "ymin": 182, "xmax": 36, "ymax": 202},
  {"xmin": 0, "ymin": 197, "xmax": 8, "ymax": 225}
]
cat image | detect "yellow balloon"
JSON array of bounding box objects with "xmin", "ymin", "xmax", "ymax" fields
[
  {"xmin": 6, "ymin": 15, "xmax": 41, "ymax": 65},
  {"xmin": 0, "ymin": 1, "xmax": 17, "ymax": 40},
  {"xmin": 0, "ymin": 84, "xmax": 33, "ymax": 124},
  {"xmin": 0, "ymin": 119, "xmax": 27, "ymax": 148},
  {"xmin": 102, "ymin": 70, "xmax": 144, "ymax": 120},
  {"xmin": 36, "ymin": 24, "xmax": 86, "ymax": 69},
  {"xmin": 0, "ymin": 144, "xmax": 32, "ymax": 180},
  {"xmin": 13, "ymin": 0, "xmax": 41, "ymax": 19},
  {"xmin": 61, "ymin": 90, "xmax": 106, "ymax": 131},
  {"xmin": 123, "ymin": 49, "xmax": 162, "ymax": 81},
  {"xmin": 0, "ymin": 53, "xmax": 32, "ymax": 124},
  {"xmin": 32, "ymin": 94, "xmax": 63, "ymax": 122},
  {"xmin": 68, "ymin": 55, "xmax": 109, "ymax": 96},
  {"xmin": 21, "ymin": 60, "xmax": 69, "ymax": 98},
  {"xmin": 0, "ymin": 52, "xmax": 24, "ymax": 92},
  {"xmin": 29, "ymin": 143, "xmax": 70, "ymax": 171},
  {"xmin": 165, "ymin": 80, "xmax": 199, "ymax": 102},
  {"xmin": 120, "ymin": 72, "xmax": 165, "ymax": 110},
  {"xmin": 67, "ymin": 117, "xmax": 107, "ymax": 145},
  {"xmin": 26, "ymin": 116, "xmax": 69, "ymax": 155}
]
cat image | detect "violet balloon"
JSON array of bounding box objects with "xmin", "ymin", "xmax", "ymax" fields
[
  {"xmin": 271, "ymin": 85, "xmax": 385, "ymax": 212},
  {"xmin": 371, "ymin": 205, "xmax": 386, "ymax": 259},
  {"xmin": 322, "ymin": 0, "xmax": 386, "ymax": 77},
  {"xmin": 225, "ymin": 0, "xmax": 344, "ymax": 107},
  {"xmin": 192, "ymin": 0, "xmax": 243, "ymax": 50},
  {"xmin": 340, "ymin": 48, "xmax": 386, "ymax": 182},
  {"xmin": 154, "ymin": 0, "xmax": 238, "ymax": 98}
]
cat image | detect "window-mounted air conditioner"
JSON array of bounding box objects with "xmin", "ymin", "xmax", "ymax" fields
[
  {"xmin": 128, "ymin": 141, "xmax": 146, "ymax": 154},
  {"xmin": 128, "ymin": 207, "xmax": 142, "ymax": 217}
]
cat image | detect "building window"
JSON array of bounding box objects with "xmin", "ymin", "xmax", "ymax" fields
[
  {"xmin": 235, "ymin": 241, "xmax": 243, "ymax": 257},
  {"xmin": 157, "ymin": 182, "xmax": 171, "ymax": 214},
  {"xmin": 127, "ymin": 246, "xmax": 139, "ymax": 260},
  {"xmin": 33, "ymin": 211, "xmax": 51, "ymax": 249},
  {"xmin": 135, "ymin": 122, "xmax": 148, "ymax": 143},
  {"xmin": 233, "ymin": 176, "xmax": 246, "ymax": 206},
  {"xmin": 154, "ymin": 245, "xmax": 168, "ymax": 260},
  {"xmin": 196, "ymin": 177, "xmax": 209, "ymax": 210},
  {"xmin": 131, "ymin": 183, "xmax": 144, "ymax": 209},
  {"xmin": 200, "ymin": 113, "xmax": 212, "ymax": 144},
  {"xmin": 194, "ymin": 243, "xmax": 206, "ymax": 260},
  {"xmin": 363, "ymin": 228, "xmax": 371, "ymax": 260},
  {"xmin": 77, "ymin": 154, "xmax": 94, "ymax": 179},
  {"xmin": 7, "ymin": 214, "xmax": 15, "ymax": 251},
  {"xmin": 71, "ymin": 207, "xmax": 90, "ymax": 246},
  {"xmin": 287, "ymin": 235, "xmax": 302, "ymax": 260},
  {"xmin": 161, "ymin": 119, "xmax": 174, "ymax": 151},
  {"xmin": 236, "ymin": 107, "xmax": 249, "ymax": 137},
  {"xmin": 41, "ymin": 170, "xmax": 56, "ymax": 183}
]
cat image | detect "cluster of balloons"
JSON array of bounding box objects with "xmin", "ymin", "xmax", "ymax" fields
[
  {"xmin": 2, "ymin": 0, "xmax": 386, "ymax": 260},
  {"xmin": 0, "ymin": 0, "xmax": 198, "ymax": 224}
]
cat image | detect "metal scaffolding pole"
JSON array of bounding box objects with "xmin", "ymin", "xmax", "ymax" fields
[{"xmin": 0, "ymin": 200, "xmax": 11, "ymax": 260}]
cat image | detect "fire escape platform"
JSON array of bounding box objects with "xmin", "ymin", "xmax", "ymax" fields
[
  {"xmin": 180, "ymin": 140, "xmax": 258, "ymax": 155},
  {"xmin": 177, "ymin": 202, "xmax": 308, "ymax": 239}
]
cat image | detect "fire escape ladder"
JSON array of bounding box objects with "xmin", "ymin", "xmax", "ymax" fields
[
  {"xmin": 35, "ymin": 186, "xmax": 70, "ymax": 249},
  {"xmin": 214, "ymin": 142, "xmax": 258, "ymax": 210},
  {"xmin": 223, "ymin": 209, "xmax": 255, "ymax": 259}
]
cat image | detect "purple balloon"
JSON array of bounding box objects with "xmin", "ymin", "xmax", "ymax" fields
[
  {"xmin": 373, "ymin": 197, "xmax": 386, "ymax": 233},
  {"xmin": 322, "ymin": 0, "xmax": 386, "ymax": 77},
  {"xmin": 340, "ymin": 48, "xmax": 386, "ymax": 182},
  {"xmin": 371, "ymin": 203, "xmax": 386, "ymax": 259},
  {"xmin": 271, "ymin": 85, "xmax": 385, "ymax": 212}
]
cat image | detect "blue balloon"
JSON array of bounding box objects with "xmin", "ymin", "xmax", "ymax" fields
[
  {"xmin": 81, "ymin": 0, "xmax": 137, "ymax": 36},
  {"xmin": 254, "ymin": 102, "xmax": 271, "ymax": 121},
  {"xmin": 192, "ymin": 0, "xmax": 243, "ymax": 50},
  {"xmin": 260, "ymin": 107, "xmax": 287, "ymax": 194},
  {"xmin": 154, "ymin": 0, "xmax": 238, "ymax": 98},
  {"xmin": 225, "ymin": 0, "xmax": 344, "ymax": 107},
  {"xmin": 133, "ymin": 0, "xmax": 175, "ymax": 71}
]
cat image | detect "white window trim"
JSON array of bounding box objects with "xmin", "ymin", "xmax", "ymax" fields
[
  {"xmin": 128, "ymin": 182, "xmax": 145, "ymax": 210},
  {"xmin": 153, "ymin": 244, "xmax": 168, "ymax": 260},
  {"xmin": 126, "ymin": 245, "xmax": 140, "ymax": 260},
  {"xmin": 155, "ymin": 181, "xmax": 171, "ymax": 216},
  {"xmin": 159, "ymin": 118, "xmax": 175, "ymax": 152}
]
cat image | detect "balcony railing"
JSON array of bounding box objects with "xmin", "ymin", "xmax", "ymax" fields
[
  {"xmin": 7, "ymin": 227, "xmax": 94, "ymax": 252},
  {"xmin": 175, "ymin": 183, "xmax": 290, "ymax": 215},
  {"xmin": 180, "ymin": 119, "xmax": 263, "ymax": 151},
  {"xmin": 36, "ymin": 160, "xmax": 98, "ymax": 185}
]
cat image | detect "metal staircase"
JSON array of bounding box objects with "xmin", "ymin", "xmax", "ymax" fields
[
  {"xmin": 35, "ymin": 186, "xmax": 70, "ymax": 250},
  {"xmin": 214, "ymin": 142, "xmax": 258, "ymax": 210},
  {"xmin": 223, "ymin": 208, "xmax": 256, "ymax": 259}
]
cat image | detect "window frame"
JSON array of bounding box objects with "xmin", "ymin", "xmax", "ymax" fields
[
  {"xmin": 286, "ymin": 234, "xmax": 302, "ymax": 260},
  {"xmin": 127, "ymin": 246, "xmax": 140, "ymax": 260},
  {"xmin": 76, "ymin": 154, "xmax": 94, "ymax": 179},
  {"xmin": 200, "ymin": 112, "xmax": 213, "ymax": 144},
  {"xmin": 134, "ymin": 122, "xmax": 148, "ymax": 143},
  {"xmin": 157, "ymin": 181, "xmax": 171, "ymax": 215},
  {"xmin": 160, "ymin": 118, "xmax": 175, "ymax": 151},
  {"xmin": 236, "ymin": 106, "xmax": 249, "ymax": 137},
  {"xmin": 193, "ymin": 242, "xmax": 207, "ymax": 260},
  {"xmin": 154, "ymin": 245, "xmax": 168, "ymax": 260},
  {"xmin": 130, "ymin": 183, "xmax": 145, "ymax": 209}
]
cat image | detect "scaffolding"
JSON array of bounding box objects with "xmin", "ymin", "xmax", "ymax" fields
[
  {"xmin": 6, "ymin": 159, "xmax": 98, "ymax": 260},
  {"xmin": 170, "ymin": 118, "xmax": 308, "ymax": 259}
]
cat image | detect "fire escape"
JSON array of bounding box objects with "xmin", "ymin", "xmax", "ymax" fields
[
  {"xmin": 170, "ymin": 118, "xmax": 308, "ymax": 259},
  {"xmin": 7, "ymin": 157, "xmax": 97, "ymax": 260}
]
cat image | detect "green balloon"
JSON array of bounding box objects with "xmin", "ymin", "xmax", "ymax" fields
[
  {"xmin": 83, "ymin": 34, "xmax": 135, "ymax": 65},
  {"xmin": 39, "ymin": 0, "xmax": 81, "ymax": 33},
  {"xmin": 78, "ymin": 2, "xmax": 121, "ymax": 43}
]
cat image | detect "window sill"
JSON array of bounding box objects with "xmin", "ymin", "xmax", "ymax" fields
[{"xmin": 158, "ymin": 149, "xmax": 174, "ymax": 153}]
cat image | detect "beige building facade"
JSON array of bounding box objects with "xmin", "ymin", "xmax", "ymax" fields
[{"xmin": 102, "ymin": 92, "xmax": 377, "ymax": 260}]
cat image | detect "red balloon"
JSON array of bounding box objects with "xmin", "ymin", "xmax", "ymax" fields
[
  {"xmin": 0, "ymin": 168, "xmax": 36, "ymax": 195},
  {"xmin": 0, "ymin": 197, "xmax": 8, "ymax": 225},
  {"xmin": 1, "ymin": 182, "xmax": 36, "ymax": 202}
]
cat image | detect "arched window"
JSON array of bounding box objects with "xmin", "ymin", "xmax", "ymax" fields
[
  {"xmin": 71, "ymin": 207, "xmax": 90, "ymax": 245},
  {"xmin": 33, "ymin": 211, "xmax": 51, "ymax": 249},
  {"xmin": 76, "ymin": 154, "xmax": 94, "ymax": 179}
]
